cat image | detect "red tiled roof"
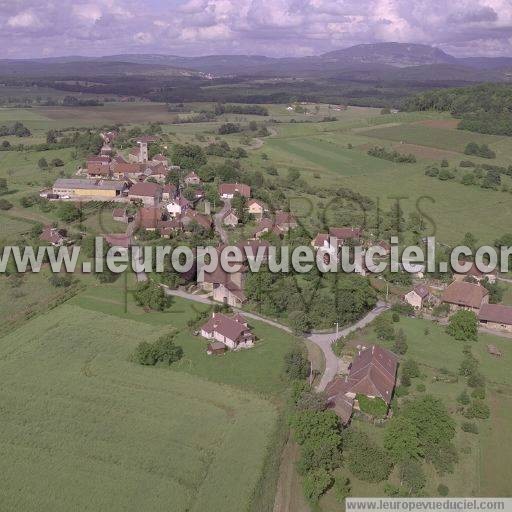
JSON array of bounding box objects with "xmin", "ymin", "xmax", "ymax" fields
[
  {"xmin": 201, "ymin": 313, "xmax": 252, "ymax": 343},
  {"xmin": 40, "ymin": 227, "xmax": 66, "ymax": 245},
  {"xmin": 442, "ymin": 281, "xmax": 488, "ymax": 309},
  {"xmin": 413, "ymin": 284, "xmax": 429, "ymax": 299},
  {"xmin": 329, "ymin": 227, "xmax": 362, "ymax": 240},
  {"xmin": 478, "ymin": 303, "xmax": 512, "ymax": 325},
  {"xmin": 219, "ymin": 183, "xmax": 251, "ymax": 197},
  {"xmin": 129, "ymin": 182, "xmax": 162, "ymax": 197},
  {"xmin": 137, "ymin": 207, "xmax": 163, "ymax": 229},
  {"xmin": 326, "ymin": 345, "xmax": 398, "ymax": 406},
  {"xmin": 275, "ymin": 210, "xmax": 297, "ymax": 227}
]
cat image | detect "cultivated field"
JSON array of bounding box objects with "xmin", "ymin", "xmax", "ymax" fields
[{"xmin": 0, "ymin": 303, "xmax": 280, "ymax": 512}]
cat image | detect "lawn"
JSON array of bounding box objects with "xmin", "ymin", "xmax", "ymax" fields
[
  {"xmin": 70, "ymin": 280, "xmax": 299, "ymax": 396},
  {"xmin": 0, "ymin": 304, "xmax": 279, "ymax": 512}
]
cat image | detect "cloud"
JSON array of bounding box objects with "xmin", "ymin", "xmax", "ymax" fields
[
  {"xmin": 7, "ymin": 10, "xmax": 40, "ymax": 28},
  {"xmin": 1, "ymin": 0, "xmax": 512, "ymax": 57}
]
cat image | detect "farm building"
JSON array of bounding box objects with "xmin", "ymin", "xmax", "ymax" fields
[
  {"xmin": 478, "ymin": 304, "xmax": 512, "ymax": 332},
  {"xmin": 128, "ymin": 182, "xmax": 162, "ymax": 207},
  {"xmin": 325, "ymin": 345, "xmax": 398, "ymax": 424},
  {"xmin": 52, "ymin": 179, "xmax": 126, "ymax": 200},
  {"xmin": 441, "ymin": 281, "xmax": 489, "ymax": 313}
]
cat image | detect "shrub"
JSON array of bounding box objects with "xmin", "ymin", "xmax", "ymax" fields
[
  {"xmin": 416, "ymin": 383, "xmax": 426, "ymax": 392},
  {"xmin": 471, "ymin": 387, "xmax": 486, "ymax": 400},
  {"xmin": 461, "ymin": 421, "xmax": 479, "ymax": 434},
  {"xmin": 437, "ymin": 484, "xmax": 449, "ymax": 496},
  {"xmin": 132, "ymin": 332, "xmax": 183, "ymax": 366},
  {"xmin": 446, "ymin": 310, "xmax": 478, "ymax": 341},
  {"xmin": 392, "ymin": 312, "xmax": 400, "ymax": 322},
  {"xmin": 284, "ymin": 348, "xmax": 309, "ymax": 381},
  {"xmin": 464, "ymin": 400, "xmax": 490, "ymax": 419},
  {"xmin": 0, "ymin": 198, "xmax": 13, "ymax": 210},
  {"xmin": 401, "ymin": 359, "xmax": 420, "ymax": 379}
]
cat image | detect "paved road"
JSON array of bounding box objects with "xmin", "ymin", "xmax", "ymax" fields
[
  {"xmin": 164, "ymin": 287, "xmax": 390, "ymax": 390},
  {"xmin": 213, "ymin": 198, "xmax": 231, "ymax": 244},
  {"xmin": 308, "ymin": 301, "xmax": 391, "ymax": 390}
]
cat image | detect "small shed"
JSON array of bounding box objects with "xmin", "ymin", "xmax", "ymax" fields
[
  {"xmin": 487, "ymin": 344, "xmax": 502, "ymax": 357},
  {"xmin": 207, "ymin": 341, "xmax": 227, "ymax": 356}
]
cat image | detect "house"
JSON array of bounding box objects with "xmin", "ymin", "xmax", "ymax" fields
[
  {"xmin": 166, "ymin": 196, "xmax": 190, "ymax": 217},
  {"xmin": 222, "ymin": 208, "xmax": 239, "ymax": 227},
  {"xmin": 40, "ymin": 226, "xmax": 67, "ymax": 246},
  {"xmin": 404, "ymin": 284, "xmax": 430, "ymax": 309},
  {"xmin": 312, "ymin": 233, "xmax": 331, "ymax": 250},
  {"xmin": 179, "ymin": 210, "xmax": 212, "ymax": 230},
  {"xmin": 328, "ymin": 227, "xmax": 362, "ymax": 244},
  {"xmin": 200, "ymin": 312, "xmax": 254, "ymax": 350},
  {"xmin": 275, "ymin": 211, "xmax": 298, "ymax": 232},
  {"xmin": 128, "ymin": 182, "xmax": 162, "ymax": 207},
  {"xmin": 478, "ymin": 304, "xmax": 512, "ymax": 332},
  {"xmin": 201, "ymin": 265, "xmax": 246, "ymax": 307},
  {"xmin": 162, "ymin": 184, "xmax": 177, "ymax": 201},
  {"xmin": 325, "ymin": 345, "xmax": 398, "ymax": 424},
  {"xmin": 375, "ymin": 240, "xmax": 391, "ymax": 256},
  {"xmin": 104, "ymin": 233, "xmax": 132, "ymax": 250},
  {"xmin": 206, "ymin": 341, "xmax": 228, "ymax": 355},
  {"xmin": 441, "ymin": 281, "xmax": 489, "ymax": 313},
  {"xmin": 219, "ymin": 183, "xmax": 251, "ymax": 199},
  {"xmin": 152, "ymin": 154, "xmax": 168, "ymax": 166},
  {"xmin": 111, "ymin": 162, "xmax": 143, "ymax": 180},
  {"xmin": 184, "ymin": 171, "xmax": 201, "ymax": 185},
  {"xmin": 86, "ymin": 155, "xmax": 111, "ymax": 178},
  {"xmin": 454, "ymin": 260, "xmax": 497, "ymax": 284},
  {"xmin": 247, "ymin": 199, "xmax": 267, "ymax": 218},
  {"xmin": 112, "ymin": 208, "xmax": 129, "ymax": 223},
  {"xmin": 237, "ymin": 239, "xmax": 270, "ymax": 263},
  {"xmin": 52, "ymin": 178, "xmax": 126, "ymax": 200},
  {"xmin": 145, "ymin": 162, "xmax": 168, "ymax": 183},
  {"xmin": 136, "ymin": 207, "xmax": 164, "ymax": 231},
  {"xmin": 100, "ymin": 131, "xmax": 117, "ymax": 144},
  {"xmin": 252, "ymin": 218, "xmax": 274, "ymax": 239}
]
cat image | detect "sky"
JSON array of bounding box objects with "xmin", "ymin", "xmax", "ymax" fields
[{"xmin": 1, "ymin": 0, "xmax": 512, "ymax": 59}]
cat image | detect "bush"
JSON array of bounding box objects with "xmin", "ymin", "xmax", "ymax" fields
[
  {"xmin": 302, "ymin": 468, "xmax": 333, "ymax": 504},
  {"xmin": 416, "ymin": 383, "xmax": 426, "ymax": 392},
  {"xmin": 132, "ymin": 332, "xmax": 183, "ymax": 366},
  {"xmin": 461, "ymin": 421, "xmax": 479, "ymax": 434},
  {"xmin": 471, "ymin": 387, "xmax": 486, "ymax": 400},
  {"xmin": 0, "ymin": 198, "xmax": 13, "ymax": 210},
  {"xmin": 392, "ymin": 312, "xmax": 400, "ymax": 322},
  {"xmin": 464, "ymin": 399, "xmax": 490, "ymax": 419},
  {"xmin": 48, "ymin": 275, "xmax": 74, "ymax": 288},
  {"xmin": 284, "ymin": 348, "xmax": 309, "ymax": 381},
  {"xmin": 446, "ymin": 310, "xmax": 478, "ymax": 341},
  {"xmin": 134, "ymin": 281, "xmax": 170, "ymax": 311},
  {"xmin": 437, "ymin": 484, "xmax": 449, "ymax": 496},
  {"xmin": 401, "ymin": 359, "xmax": 420, "ymax": 379}
]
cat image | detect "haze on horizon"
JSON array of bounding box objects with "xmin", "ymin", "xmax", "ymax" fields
[{"xmin": 1, "ymin": 0, "xmax": 512, "ymax": 59}]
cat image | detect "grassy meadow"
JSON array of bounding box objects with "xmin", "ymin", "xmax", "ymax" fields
[{"xmin": 0, "ymin": 272, "xmax": 301, "ymax": 511}]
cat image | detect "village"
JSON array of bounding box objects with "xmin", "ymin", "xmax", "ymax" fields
[{"xmin": 33, "ymin": 129, "xmax": 512, "ymax": 432}]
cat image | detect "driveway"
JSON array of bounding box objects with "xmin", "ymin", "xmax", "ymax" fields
[
  {"xmin": 307, "ymin": 301, "xmax": 390, "ymax": 390},
  {"xmin": 213, "ymin": 198, "xmax": 231, "ymax": 244}
]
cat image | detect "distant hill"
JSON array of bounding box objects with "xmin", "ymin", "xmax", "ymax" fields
[
  {"xmin": 321, "ymin": 43, "xmax": 457, "ymax": 67},
  {"xmin": 1, "ymin": 42, "xmax": 511, "ymax": 85}
]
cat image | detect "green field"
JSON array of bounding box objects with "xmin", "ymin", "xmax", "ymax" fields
[
  {"xmin": 358, "ymin": 122, "xmax": 503, "ymax": 153},
  {"xmin": 0, "ymin": 300, "xmax": 286, "ymax": 512}
]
